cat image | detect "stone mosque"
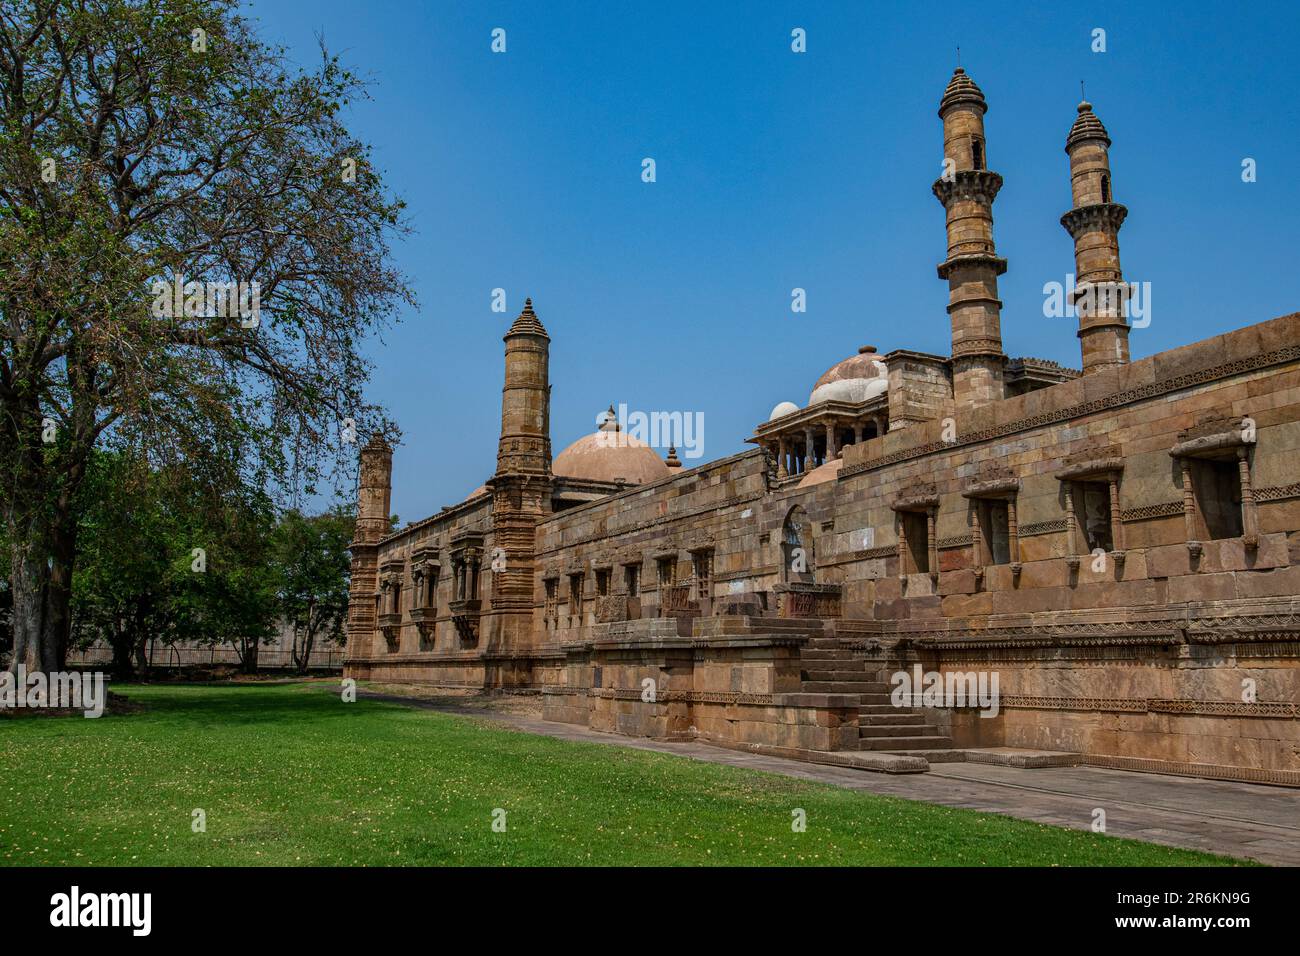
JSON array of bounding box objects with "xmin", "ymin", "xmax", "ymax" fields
[{"xmin": 346, "ymin": 68, "xmax": 1300, "ymax": 785}]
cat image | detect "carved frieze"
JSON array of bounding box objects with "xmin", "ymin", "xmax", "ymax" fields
[{"xmin": 838, "ymin": 343, "xmax": 1300, "ymax": 480}]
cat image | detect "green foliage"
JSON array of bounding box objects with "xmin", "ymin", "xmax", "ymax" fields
[
  {"xmin": 271, "ymin": 506, "xmax": 355, "ymax": 671},
  {"xmin": 164, "ymin": 480, "xmax": 280, "ymax": 671},
  {"xmin": 71, "ymin": 451, "xmax": 177, "ymax": 671},
  {"xmin": 0, "ymin": 683, "xmax": 1245, "ymax": 867},
  {"xmin": 72, "ymin": 449, "xmax": 350, "ymax": 674},
  {"xmin": 72, "ymin": 450, "xmax": 276, "ymax": 671}
]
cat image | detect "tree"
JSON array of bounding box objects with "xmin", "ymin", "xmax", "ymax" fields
[
  {"xmin": 0, "ymin": 0, "xmax": 411, "ymax": 672},
  {"xmin": 168, "ymin": 483, "xmax": 279, "ymax": 673},
  {"xmin": 71, "ymin": 447, "xmax": 281, "ymax": 676},
  {"xmin": 70, "ymin": 449, "xmax": 175, "ymax": 676},
  {"xmin": 273, "ymin": 506, "xmax": 353, "ymax": 673}
]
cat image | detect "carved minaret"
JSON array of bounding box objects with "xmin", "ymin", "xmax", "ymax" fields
[
  {"xmin": 933, "ymin": 67, "xmax": 1007, "ymax": 407},
  {"xmin": 344, "ymin": 433, "xmax": 392, "ymax": 671},
  {"xmin": 1061, "ymin": 100, "xmax": 1130, "ymax": 373},
  {"xmin": 484, "ymin": 298, "xmax": 553, "ymax": 652}
]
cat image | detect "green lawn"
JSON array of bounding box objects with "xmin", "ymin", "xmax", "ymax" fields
[{"xmin": 0, "ymin": 682, "xmax": 1243, "ymax": 866}]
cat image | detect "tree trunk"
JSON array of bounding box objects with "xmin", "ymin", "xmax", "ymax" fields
[
  {"xmin": 3, "ymin": 386, "xmax": 90, "ymax": 675},
  {"xmin": 295, "ymin": 603, "xmax": 317, "ymax": 674},
  {"xmin": 111, "ymin": 624, "xmax": 136, "ymax": 680},
  {"xmin": 6, "ymin": 522, "xmax": 57, "ymax": 673},
  {"xmin": 297, "ymin": 622, "xmax": 316, "ymax": 676},
  {"xmin": 43, "ymin": 508, "xmax": 77, "ymax": 671},
  {"xmin": 134, "ymin": 635, "xmax": 150, "ymax": 677}
]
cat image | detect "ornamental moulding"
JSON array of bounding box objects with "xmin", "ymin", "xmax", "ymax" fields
[{"xmin": 837, "ymin": 343, "xmax": 1300, "ymax": 481}]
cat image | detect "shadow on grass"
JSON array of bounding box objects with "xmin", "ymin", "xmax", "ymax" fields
[{"xmin": 108, "ymin": 681, "xmax": 410, "ymax": 728}]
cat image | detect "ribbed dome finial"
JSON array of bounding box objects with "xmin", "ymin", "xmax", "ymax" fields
[
  {"xmin": 1065, "ymin": 99, "xmax": 1110, "ymax": 152},
  {"xmin": 506, "ymin": 296, "xmax": 548, "ymax": 338},
  {"xmin": 939, "ymin": 66, "xmax": 987, "ymax": 116},
  {"xmin": 598, "ymin": 404, "xmax": 620, "ymax": 432}
]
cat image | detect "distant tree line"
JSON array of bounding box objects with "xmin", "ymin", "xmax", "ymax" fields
[{"xmin": 1, "ymin": 448, "xmax": 355, "ymax": 677}]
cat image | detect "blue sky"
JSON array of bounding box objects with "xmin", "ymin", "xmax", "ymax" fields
[{"xmin": 248, "ymin": 0, "xmax": 1299, "ymax": 523}]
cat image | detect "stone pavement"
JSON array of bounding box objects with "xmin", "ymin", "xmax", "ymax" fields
[{"xmin": 362, "ymin": 691, "xmax": 1300, "ymax": 866}]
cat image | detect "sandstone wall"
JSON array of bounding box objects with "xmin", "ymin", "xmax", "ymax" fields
[{"xmin": 349, "ymin": 312, "xmax": 1300, "ymax": 782}]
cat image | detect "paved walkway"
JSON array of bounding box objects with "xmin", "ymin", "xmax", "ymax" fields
[{"xmin": 362, "ymin": 691, "xmax": 1300, "ymax": 866}]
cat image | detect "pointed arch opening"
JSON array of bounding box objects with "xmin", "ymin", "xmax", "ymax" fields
[{"xmin": 781, "ymin": 505, "xmax": 816, "ymax": 584}]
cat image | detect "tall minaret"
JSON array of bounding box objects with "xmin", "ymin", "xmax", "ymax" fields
[
  {"xmin": 344, "ymin": 433, "xmax": 392, "ymax": 670},
  {"xmin": 933, "ymin": 67, "xmax": 1007, "ymax": 408},
  {"xmin": 484, "ymin": 298, "xmax": 553, "ymax": 651},
  {"xmin": 1060, "ymin": 100, "xmax": 1130, "ymax": 373},
  {"xmin": 495, "ymin": 298, "xmax": 552, "ymax": 476}
]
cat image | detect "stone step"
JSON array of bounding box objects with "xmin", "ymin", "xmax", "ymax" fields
[
  {"xmin": 800, "ymin": 681, "xmax": 878, "ymax": 694},
  {"xmin": 859, "ymin": 735, "xmax": 955, "ymax": 751},
  {"xmin": 860, "ymin": 712, "xmax": 927, "ymax": 726},
  {"xmin": 880, "ymin": 748, "xmax": 968, "ymax": 763},
  {"xmin": 798, "ymin": 651, "xmax": 859, "ymax": 663},
  {"xmin": 858, "ymin": 693, "xmax": 896, "ymax": 704},
  {"xmin": 802, "ymin": 669, "xmax": 876, "ymax": 683},
  {"xmin": 859, "ymin": 723, "xmax": 941, "ymax": 738},
  {"xmin": 859, "ymin": 703, "xmax": 911, "ymax": 714}
]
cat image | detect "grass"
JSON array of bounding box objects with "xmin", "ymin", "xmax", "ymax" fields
[{"xmin": 0, "ymin": 682, "xmax": 1244, "ymax": 866}]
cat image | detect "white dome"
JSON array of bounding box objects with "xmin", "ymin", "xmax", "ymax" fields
[
  {"xmin": 809, "ymin": 376, "xmax": 888, "ymax": 406},
  {"xmin": 769, "ymin": 401, "xmax": 800, "ymax": 421},
  {"xmin": 807, "ymin": 347, "xmax": 888, "ymax": 406}
]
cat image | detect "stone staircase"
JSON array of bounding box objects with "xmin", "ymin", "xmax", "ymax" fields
[{"xmin": 799, "ymin": 637, "xmax": 953, "ymax": 752}]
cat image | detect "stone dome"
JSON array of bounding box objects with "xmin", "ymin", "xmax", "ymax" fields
[
  {"xmin": 797, "ymin": 458, "xmax": 843, "ymax": 488},
  {"xmin": 553, "ymin": 416, "xmax": 670, "ymax": 485},
  {"xmin": 769, "ymin": 401, "xmax": 800, "ymax": 421},
  {"xmin": 463, "ymin": 484, "xmax": 490, "ymax": 501},
  {"xmin": 808, "ymin": 346, "xmax": 888, "ymax": 406}
]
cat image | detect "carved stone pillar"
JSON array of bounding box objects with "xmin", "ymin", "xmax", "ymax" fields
[
  {"xmin": 777, "ymin": 437, "xmax": 788, "ymax": 478},
  {"xmin": 1063, "ymin": 484, "xmax": 1078, "ymax": 557},
  {"xmin": 826, "ymin": 421, "xmax": 839, "ymax": 461},
  {"xmin": 1107, "ymin": 473, "xmax": 1124, "ymax": 551},
  {"xmin": 1179, "ymin": 458, "xmax": 1199, "ymax": 554},
  {"xmin": 926, "ymin": 507, "xmax": 938, "ymax": 579},
  {"xmin": 895, "ymin": 512, "xmax": 906, "ymax": 582},
  {"xmin": 804, "ymin": 427, "xmax": 815, "ymax": 470},
  {"xmin": 1238, "ymin": 446, "xmax": 1258, "ymax": 549},
  {"xmin": 1006, "ymin": 495, "xmax": 1020, "ymax": 567},
  {"xmin": 853, "ymin": 423, "xmax": 864, "ymax": 444}
]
